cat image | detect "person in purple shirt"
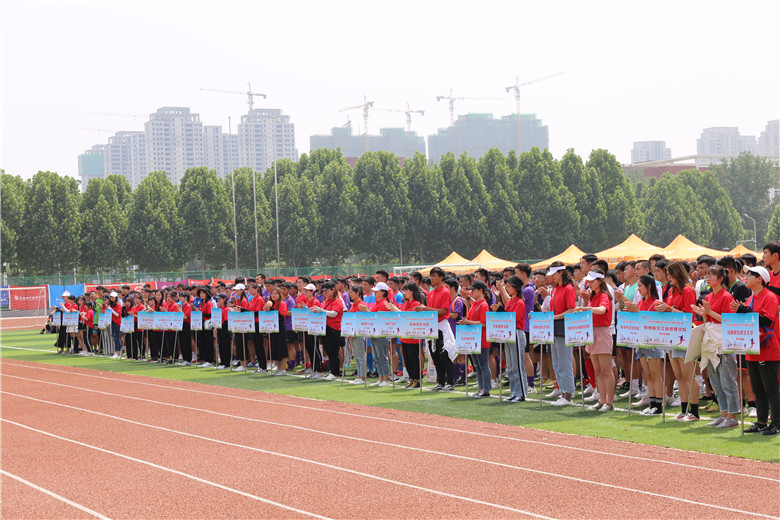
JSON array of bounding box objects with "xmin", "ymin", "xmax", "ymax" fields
[
  {"xmin": 280, "ymin": 282, "xmax": 298, "ymax": 370},
  {"xmin": 334, "ymin": 277, "xmax": 351, "ymax": 309},
  {"xmin": 516, "ymin": 263, "xmax": 538, "ymax": 392},
  {"xmin": 445, "ymin": 277, "xmax": 468, "ymax": 385}
]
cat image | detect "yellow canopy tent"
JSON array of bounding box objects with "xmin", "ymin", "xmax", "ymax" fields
[
  {"xmin": 469, "ymin": 249, "xmax": 517, "ymax": 271},
  {"xmin": 657, "ymin": 235, "xmax": 728, "ymax": 261},
  {"xmin": 531, "ymin": 245, "xmax": 587, "ymax": 269},
  {"xmin": 729, "ymin": 244, "xmax": 761, "ymax": 257},
  {"xmin": 594, "ymin": 234, "xmax": 663, "ymax": 266},
  {"xmin": 419, "ymin": 251, "xmax": 477, "ymax": 275}
]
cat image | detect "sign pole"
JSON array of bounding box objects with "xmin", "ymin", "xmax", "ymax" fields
[
  {"xmin": 627, "ymin": 347, "xmax": 635, "ymax": 416},
  {"xmin": 499, "ymin": 342, "xmax": 504, "ymax": 402},
  {"xmin": 578, "ymin": 346, "xmax": 585, "ymax": 412},
  {"xmin": 661, "ymin": 352, "xmax": 668, "ymax": 423},
  {"xmin": 739, "ymin": 355, "xmax": 744, "ymax": 435}
]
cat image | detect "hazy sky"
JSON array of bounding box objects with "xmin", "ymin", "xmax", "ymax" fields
[{"xmin": 2, "ymin": 0, "xmax": 779, "ymax": 180}]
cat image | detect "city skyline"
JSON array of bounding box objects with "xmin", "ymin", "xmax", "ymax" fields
[{"xmin": 3, "ymin": 0, "xmax": 779, "ymax": 181}]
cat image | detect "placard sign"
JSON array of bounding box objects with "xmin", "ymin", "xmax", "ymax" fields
[
  {"xmin": 168, "ymin": 312, "xmax": 184, "ymax": 332},
  {"xmin": 616, "ymin": 311, "xmax": 641, "ymax": 347},
  {"xmin": 376, "ymin": 312, "xmax": 401, "ymax": 338},
  {"xmin": 564, "ymin": 310, "xmax": 593, "ymax": 346},
  {"xmin": 228, "ymin": 311, "xmax": 255, "ymax": 333},
  {"xmin": 210, "ymin": 307, "xmax": 222, "ymax": 329},
  {"xmin": 486, "ymin": 312, "xmax": 516, "ymax": 343},
  {"xmin": 341, "ymin": 312, "xmax": 357, "ymax": 337},
  {"xmin": 120, "ymin": 316, "xmax": 135, "ymax": 333},
  {"xmin": 62, "ymin": 312, "xmax": 79, "ymax": 327},
  {"xmin": 290, "ymin": 308, "xmax": 310, "ymax": 332},
  {"xmin": 137, "ymin": 311, "xmax": 154, "ymax": 330},
  {"xmin": 355, "ymin": 312, "xmax": 377, "ymax": 337},
  {"xmin": 256, "ymin": 311, "xmax": 280, "ymax": 333},
  {"xmin": 398, "ymin": 311, "xmax": 438, "ymax": 339},
  {"xmin": 455, "ymin": 324, "xmax": 482, "ymax": 354},
  {"xmin": 98, "ymin": 310, "xmax": 112, "ymax": 330},
  {"xmin": 51, "ymin": 311, "xmax": 62, "ymax": 326},
  {"xmin": 722, "ymin": 313, "xmax": 760, "ymax": 355},
  {"xmin": 529, "ymin": 312, "xmax": 553, "ymax": 344},
  {"xmin": 639, "ymin": 311, "xmax": 690, "ymax": 350},
  {"xmin": 190, "ymin": 311, "xmax": 203, "ymax": 331},
  {"xmin": 308, "ymin": 311, "xmax": 326, "ymax": 336}
]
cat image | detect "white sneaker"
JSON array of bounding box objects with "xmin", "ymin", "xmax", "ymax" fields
[
  {"xmin": 274, "ymin": 370, "xmax": 287, "ymax": 376},
  {"xmin": 583, "ymin": 385, "xmax": 596, "ymax": 396},
  {"xmin": 670, "ymin": 396, "xmax": 681, "ymax": 407},
  {"xmin": 551, "ymin": 396, "xmax": 573, "ymax": 406},
  {"xmin": 527, "ymin": 386, "xmax": 538, "ymax": 394},
  {"xmin": 230, "ymin": 359, "xmax": 239, "ymax": 366},
  {"xmin": 491, "ymin": 380, "xmax": 499, "ymax": 389},
  {"xmin": 351, "ymin": 378, "xmax": 365, "ymax": 385},
  {"xmin": 312, "ymin": 373, "xmax": 323, "ymax": 379},
  {"xmin": 748, "ymin": 407, "xmax": 757, "ymax": 418},
  {"xmin": 178, "ymin": 361, "xmax": 191, "ymax": 366},
  {"xmin": 396, "ymin": 375, "xmax": 408, "ymax": 384},
  {"xmin": 546, "ymin": 389, "xmax": 562, "ymax": 398},
  {"xmin": 216, "ymin": 365, "xmax": 229, "ymax": 370},
  {"xmin": 632, "ymin": 395, "xmax": 651, "ymax": 407},
  {"xmin": 370, "ymin": 380, "xmax": 381, "ymax": 386},
  {"xmin": 588, "ymin": 402, "xmax": 603, "ymax": 411},
  {"xmin": 619, "ymin": 389, "xmax": 637, "ymax": 399},
  {"xmin": 584, "ymin": 392, "xmax": 601, "ymax": 403},
  {"xmin": 377, "ymin": 381, "xmax": 390, "ymax": 387},
  {"xmin": 232, "ymin": 365, "xmax": 246, "ymax": 372},
  {"xmin": 665, "ymin": 395, "xmax": 676, "ymax": 406},
  {"xmin": 324, "ymin": 374, "xmax": 338, "ymax": 381},
  {"xmin": 200, "ymin": 362, "xmax": 214, "ymax": 368},
  {"xmin": 110, "ymin": 353, "xmax": 120, "ymax": 359}
]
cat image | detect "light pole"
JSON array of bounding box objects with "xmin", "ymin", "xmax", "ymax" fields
[
  {"xmin": 251, "ymin": 111, "xmax": 260, "ymax": 273},
  {"xmin": 228, "ymin": 117, "xmax": 239, "ymax": 275},
  {"xmin": 743, "ymin": 213, "xmax": 757, "ymax": 251},
  {"xmin": 273, "ymin": 116, "xmax": 281, "ymax": 277}
]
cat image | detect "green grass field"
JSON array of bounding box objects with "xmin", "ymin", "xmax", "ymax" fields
[{"xmin": 2, "ymin": 329, "xmax": 778, "ymax": 463}]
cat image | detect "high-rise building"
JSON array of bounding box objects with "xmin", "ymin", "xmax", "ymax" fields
[
  {"xmin": 144, "ymin": 107, "xmax": 205, "ymax": 185},
  {"xmin": 77, "ymin": 145, "xmax": 106, "ymax": 192},
  {"xmin": 237, "ymin": 109, "xmax": 298, "ymax": 174},
  {"xmin": 427, "ymin": 113, "xmax": 548, "ymax": 163},
  {"xmin": 630, "ymin": 141, "xmax": 671, "ymax": 164},
  {"xmin": 203, "ymin": 125, "xmax": 236, "ymax": 179},
  {"xmin": 696, "ymin": 127, "xmax": 757, "ymax": 166},
  {"xmin": 757, "ymin": 120, "xmax": 780, "ymax": 158},
  {"xmin": 104, "ymin": 131, "xmax": 146, "ymax": 189},
  {"xmin": 309, "ymin": 126, "xmax": 425, "ymax": 164}
]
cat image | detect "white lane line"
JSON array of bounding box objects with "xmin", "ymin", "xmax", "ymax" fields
[
  {"xmin": 2, "ymin": 419, "xmax": 332, "ymax": 520},
  {"xmin": 2, "ymin": 360, "xmax": 775, "ymax": 483},
  {"xmin": 2, "ymin": 393, "xmax": 556, "ymax": 520},
  {"xmin": 0, "ymin": 345, "xmax": 54, "ymax": 352},
  {"xmin": 1, "ymin": 469, "xmax": 112, "ymax": 520},
  {"xmin": 4, "ymin": 390, "xmax": 778, "ymax": 520}
]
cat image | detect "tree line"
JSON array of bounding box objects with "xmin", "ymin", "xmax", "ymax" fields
[{"xmin": 1, "ymin": 148, "xmax": 776, "ymax": 276}]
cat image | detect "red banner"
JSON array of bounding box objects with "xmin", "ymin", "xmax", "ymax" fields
[{"xmin": 9, "ymin": 286, "xmax": 48, "ymax": 310}]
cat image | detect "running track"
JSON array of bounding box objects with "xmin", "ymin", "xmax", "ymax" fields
[{"xmin": 1, "ymin": 358, "xmax": 778, "ymax": 520}]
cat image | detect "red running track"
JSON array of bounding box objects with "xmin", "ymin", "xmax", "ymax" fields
[{"xmin": 1, "ymin": 358, "xmax": 778, "ymax": 520}]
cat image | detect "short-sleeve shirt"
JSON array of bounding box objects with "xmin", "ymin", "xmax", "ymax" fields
[
  {"xmin": 551, "ymin": 284, "xmax": 576, "ymax": 316},
  {"xmin": 467, "ymin": 299, "xmax": 490, "ymax": 349},
  {"xmin": 400, "ymin": 300, "xmax": 421, "ymax": 344},
  {"xmin": 665, "ymin": 286, "xmax": 696, "ymax": 322},
  {"xmin": 504, "ymin": 296, "xmax": 526, "ymax": 330},
  {"xmin": 426, "ymin": 285, "xmax": 450, "ymax": 323},
  {"xmin": 704, "ymin": 288, "xmax": 734, "ymax": 324},
  {"xmin": 590, "ymin": 290, "xmax": 612, "ymax": 328},
  {"xmin": 746, "ymin": 288, "xmax": 780, "ymax": 362}
]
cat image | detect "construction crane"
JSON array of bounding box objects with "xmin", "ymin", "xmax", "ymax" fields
[
  {"xmin": 505, "ymin": 72, "xmax": 563, "ymax": 154},
  {"xmin": 92, "ymin": 112, "xmax": 146, "ymax": 120},
  {"xmin": 199, "ymin": 83, "xmax": 267, "ymax": 111},
  {"xmin": 374, "ymin": 102, "xmax": 425, "ymax": 132},
  {"xmin": 436, "ymin": 89, "xmax": 503, "ymax": 125},
  {"xmin": 339, "ymin": 95, "xmax": 374, "ymax": 135}
]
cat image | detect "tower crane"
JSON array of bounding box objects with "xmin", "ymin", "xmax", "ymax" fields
[
  {"xmin": 505, "ymin": 72, "xmax": 563, "ymax": 153},
  {"xmin": 199, "ymin": 83, "xmax": 267, "ymax": 111},
  {"xmin": 338, "ymin": 95, "xmax": 374, "ymax": 135},
  {"xmin": 374, "ymin": 102, "xmax": 425, "ymax": 132},
  {"xmin": 435, "ymin": 89, "xmax": 503, "ymax": 125}
]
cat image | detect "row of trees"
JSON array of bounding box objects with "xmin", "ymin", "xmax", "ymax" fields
[{"xmin": 1, "ymin": 149, "xmax": 776, "ymax": 276}]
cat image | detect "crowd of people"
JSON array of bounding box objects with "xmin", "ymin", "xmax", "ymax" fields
[{"xmin": 47, "ymin": 242, "xmax": 780, "ymax": 436}]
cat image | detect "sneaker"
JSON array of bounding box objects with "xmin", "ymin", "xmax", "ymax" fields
[
  {"xmin": 231, "ymin": 359, "xmax": 239, "ymax": 366},
  {"xmin": 432, "ymin": 383, "xmax": 444, "ymax": 391},
  {"xmin": 583, "ymin": 385, "xmax": 596, "ymax": 396},
  {"xmin": 215, "ymin": 365, "xmax": 228, "ymax": 370},
  {"xmin": 707, "ymin": 417, "xmax": 725, "ymax": 427},
  {"xmin": 324, "ymin": 374, "xmax": 338, "ymax": 381},
  {"xmin": 600, "ymin": 404, "xmax": 614, "ymax": 412},
  {"xmin": 527, "ymin": 386, "xmax": 538, "ymax": 394},
  {"xmin": 680, "ymin": 413, "xmax": 700, "ymax": 422},
  {"xmin": 274, "ymin": 370, "xmax": 287, "ymax": 376},
  {"xmin": 377, "ymin": 381, "xmax": 390, "ymax": 387},
  {"xmin": 639, "ymin": 406, "xmax": 659, "ymax": 416},
  {"xmin": 370, "ymin": 380, "xmax": 381, "ymax": 386},
  {"xmin": 619, "ymin": 389, "xmax": 637, "ymax": 399},
  {"xmin": 471, "ymin": 390, "xmax": 485, "ymax": 398},
  {"xmin": 254, "ymin": 368, "xmax": 267, "ymax": 374},
  {"xmin": 703, "ymin": 401, "xmax": 720, "ymax": 413},
  {"xmin": 665, "ymin": 395, "xmax": 677, "ymax": 406},
  {"xmin": 232, "ymin": 365, "xmax": 246, "ymax": 372},
  {"xmin": 674, "ymin": 411, "xmax": 687, "ymax": 420},
  {"xmin": 717, "ymin": 418, "xmax": 739, "ymax": 429},
  {"xmin": 669, "ymin": 396, "xmax": 681, "ymax": 407},
  {"xmin": 408, "ymin": 380, "xmax": 420, "ymax": 389},
  {"xmin": 351, "ymin": 378, "xmax": 365, "ymax": 385},
  {"xmin": 247, "ymin": 362, "xmax": 258, "ymax": 369},
  {"xmin": 546, "ymin": 389, "xmax": 562, "ymax": 399},
  {"xmin": 396, "ymin": 375, "xmax": 408, "ymax": 384},
  {"xmin": 744, "ymin": 423, "xmax": 767, "ymax": 433},
  {"xmin": 454, "ymin": 380, "xmax": 466, "ymax": 387},
  {"xmin": 312, "ymin": 373, "xmax": 323, "ymax": 379},
  {"xmin": 762, "ymin": 424, "xmax": 779, "ymax": 436},
  {"xmin": 551, "ymin": 396, "xmax": 573, "ymax": 406},
  {"xmin": 200, "ymin": 362, "xmax": 214, "ymax": 368},
  {"xmin": 491, "ymin": 380, "xmax": 499, "ymax": 389},
  {"xmin": 467, "ymin": 371, "xmax": 477, "ymax": 379},
  {"xmin": 507, "ymin": 395, "xmax": 524, "ymax": 402},
  {"xmin": 748, "ymin": 407, "xmax": 757, "ymax": 418},
  {"xmin": 584, "ymin": 392, "xmax": 601, "ymax": 403},
  {"xmin": 304, "ymin": 368, "xmax": 312, "ymax": 375},
  {"xmin": 178, "ymin": 361, "xmax": 191, "ymax": 366},
  {"xmin": 110, "ymin": 353, "xmax": 120, "ymax": 359},
  {"xmin": 588, "ymin": 402, "xmax": 604, "ymax": 411},
  {"xmin": 442, "ymin": 384, "xmax": 454, "ymax": 392}
]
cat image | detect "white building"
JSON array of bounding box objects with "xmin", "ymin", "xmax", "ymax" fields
[
  {"xmin": 203, "ymin": 125, "xmax": 238, "ymax": 179},
  {"xmin": 144, "ymin": 107, "xmax": 205, "ymax": 185},
  {"xmin": 758, "ymin": 120, "xmax": 780, "ymax": 158},
  {"xmin": 696, "ymin": 127, "xmax": 757, "ymax": 166},
  {"xmin": 237, "ymin": 109, "xmax": 298, "ymax": 174},
  {"xmin": 630, "ymin": 141, "xmax": 671, "ymax": 164},
  {"xmin": 104, "ymin": 131, "xmax": 146, "ymax": 189}
]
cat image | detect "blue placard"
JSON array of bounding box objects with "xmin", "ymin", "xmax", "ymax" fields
[
  {"xmin": 722, "ymin": 313, "xmax": 760, "ymax": 355},
  {"xmin": 564, "ymin": 311, "xmax": 593, "ymax": 346},
  {"xmin": 486, "ymin": 312, "xmax": 516, "ymax": 343},
  {"xmin": 341, "ymin": 312, "xmax": 357, "ymax": 337},
  {"xmin": 0, "ymin": 286, "xmax": 9, "ymax": 307},
  {"xmin": 616, "ymin": 311, "xmax": 641, "ymax": 347},
  {"xmin": 190, "ymin": 311, "xmax": 203, "ymax": 331},
  {"xmin": 51, "ymin": 311, "xmax": 62, "ymax": 326},
  {"xmin": 308, "ymin": 311, "xmax": 326, "ymax": 336},
  {"xmin": 62, "ymin": 311, "xmax": 79, "ymax": 327},
  {"xmin": 228, "ymin": 311, "xmax": 255, "ymax": 333},
  {"xmin": 98, "ymin": 310, "xmax": 112, "ymax": 329},
  {"xmin": 398, "ymin": 311, "xmax": 437, "ymax": 339},
  {"xmin": 210, "ymin": 307, "xmax": 223, "ymax": 329},
  {"xmin": 639, "ymin": 311, "xmax": 691, "ymax": 350},
  {"xmin": 455, "ymin": 324, "xmax": 482, "ymax": 354},
  {"xmin": 376, "ymin": 312, "xmax": 401, "ymax": 338},
  {"xmin": 256, "ymin": 311, "xmax": 280, "ymax": 333},
  {"xmin": 356, "ymin": 312, "xmax": 377, "ymax": 337},
  {"xmin": 290, "ymin": 308, "xmax": 310, "ymax": 332},
  {"xmin": 120, "ymin": 315, "xmax": 135, "ymax": 333},
  {"xmin": 529, "ymin": 312, "xmax": 553, "ymax": 344}
]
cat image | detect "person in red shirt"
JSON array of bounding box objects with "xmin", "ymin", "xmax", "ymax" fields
[
  {"xmin": 358, "ymin": 282, "xmax": 394, "ymax": 386},
  {"xmin": 495, "ymin": 276, "xmax": 527, "ymax": 402},
  {"xmin": 655, "ymin": 260, "xmax": 700, "ymax": 421},
  {"xmin": 578, "ymin": 270, "xmax": 614, "ymax": 411},
  {"xmin": 264, "ymin": 287, "xmax": 290, "ymax": 375},
  {"xmin": 387, "ymin": 282, "xmax": 425, "ymax": 389},
  {"xmin": 346, "ymin": 285, "xmax": 367, "ymax": 384},
  {"xmin": 244, "ymin": 284, "xmax": 267, "ymax": 373},
  {"xmin": 547, "ymin": 262, "xmax": 577, "ymax": 405},
  {"xmin": 130, "ymin": 294, "xmax": 145, "ymax": 360},
  {"xmin": 177, "ymin": 293, "xmax": 193, "ymax": 366},
  {"xmin": 197, "ymin": 287, "xmax": 215, "ymax": 367},
  {"xmin": 230, "ymin": 284, "xmax": 251, "ymax": 372},
  {"xmin": 297, "ymin": 283, "xmax": 322, "ymax": 377},
  {"xmin": 77, "ymin": 296, "xmax": 92, "ymax": 356},
  {"xmin": 414, "ymin": 267, "xmax": 454, "ymax": 391},
  {"xmin": 762, "ymin": 241, "xmax": 780, "ymax": 306},
  {"xmin": 459, "ymin": 280, "xmax": 492, "ymax": 397},
  {"xmin": 732, "ymin": 266, "xmax": 780, "ymax": 435},
  {"xmin": 107, "ymin": 292, "xmax": 123, "ymax": 359},
  {"xmin": 311, "ymin": 281, "xmax": 345, "ymax": 380}
]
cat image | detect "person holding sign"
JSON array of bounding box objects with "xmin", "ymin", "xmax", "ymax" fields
[
  {"xmin": 692, "ymin": 266, "xmax": 738, "ymax": 428},
  {"xmin": 231, "ymin": 284, "xmax": 251, "ymax": 372},
  {"xmin": 346, "ymin": 285, "xmax": 367, "ymax": 384},
  {"xmin": 547, "ymin": 263, "xmax": 577, "ymax": 406},
  {"xmin": 264, "ymin": 287, "xmax": 289, "ymax": 375},
  {"xmin": 197, "ymin": 287, "xmax": 216, "ymax": 367},
  {"xmin": 495, "ymin": 277, "xmax": 527, "ymax": 402},
  {"xmin": 732, "ymin": 266, "xmax": 780, "ymax": 435},
  {"xmin": 215, "ymin": 294, "xmax": 233, "ymax": 370},
  {"xmin": 107, "ymin": 292, "xmax": 123, "ymax": 359},
  {"xmin": 386, "ymin": 282, "xmax": 424, "ymax": 389},
  {"xmin": 358, "ymin": 282, "xmax": 393, "ymax": 387},
  {"xmin": 245, "ymin": 284, "xmax": 267, "ymax": 372},
  {"xmin": 655, "ymin": 260, "xmax": 700, "ymax": 421},
  {"xmin": 311, "ymin": 281, "xmax": 345, "ymax": 380},
  {"xmin": 414, "ymin": 267, "xmax": 455, "ymax": 391},
  {"xmin": 459, "ymin": 280, "xmax": 492, "ymax": 398},
  {"xmin": 577, "ymin": 270, "xmax": 615, "ymax": 412},
  {"xmin": 297, "ymin": 283, "xmax": 323, "ymax": 377},
  {"xmin": 178, "ymin": 293, "xmax": 193, "ymax": 366}
]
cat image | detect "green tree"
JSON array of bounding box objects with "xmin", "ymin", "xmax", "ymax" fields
[
  {"xmin": 766, "ymin": 203, "xmax": 780, "ymax": 245},
  {"xmin": 276, "ymin": 170, "xmax": 320, "ymax": 267},
  {"xmin": 127, "ymin": 171, "xmax": 185, "ymax": 272},
  {"xmin": 560, "ymin": 149, "xmax": 607, "ymax": 252},
  {"xmin": 79, "ymin": 178, "xmax": 127, "ymax": 272},
  {"xmin": 712, "ymin": 153, "xmax": 777, "ymax": 242},
  {"xmin": 442, "ymin": 153, "xmax": 490, "ymax": 259},
  {"xmin": 641, "ymin": 173, "xmax": 712, "ymax": 246},
  {"xmin": 178, "ymin": 167, "xmax": 232, "ymax": 270},
  {"xmin": 478, "ymin": 149, "xmax": 521, "ymax": 259},
  {"xmin": 312, "ymin": 157, "xmax": 359, "ymax": 266},
  {"xmin": 587, "ymin": 149, "xmax": 643, "ymax": 248},
  {"xmin": 105, "ymin": 174, "xmax": 132, "ymax": 208},
  {"xmin": 676, "ymin": 169, "xmax": 742, "ymax": 250},
  {"xmin": 0, "ymin": 172, "xmax": 27, "ymax": 273},
  {"xmin": 227, "ymin": 168, "xmax": 273, "ymax": 270},
  {"xmin": 18, "ymin": 171, "xmax": 81, "ymax": 274}
]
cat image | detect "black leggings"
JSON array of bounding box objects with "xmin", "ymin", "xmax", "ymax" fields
[
  {"xmin": 402, "ymin": 342, "xmax": 421, "ymax": 380},
  {"xmin": 747, "ymin": 360, "xmax": 780, "ymax": 426},
  {"xmin": 254, "ymin": 331, "xmax": 267, "ymax": 368},
  {"xmin": 217, "ymin": 327, "xmax": 231, "ymax": 367},
  {"xmin": 179, "ymin": 323, "xmax": 191, "ymax": 363},
  {"xmin": 304, "ymin": 333, "xmax": 322, "ymax": 372},
  {"xmin": 235, "ymin": 333, "xmax": 250, "ymax": 362},
  {"xmin": 197, "ymin": 328, "xmax": 215, "ymax": 363},
  {"xmin": 149, "ymin": 331, "xmax": 162, "ymax": 360},
  {"xmin": 324, "ymin": 326, "xmax": 342, "ymax": 376},
  {"xmin": 429, "ymin": 333, "xmax": 454, "ymax": 385}
]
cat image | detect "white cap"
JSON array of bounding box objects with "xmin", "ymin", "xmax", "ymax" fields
[
  {"xmin": 304, "ymin": 283, "xmax": 316, "ymax": 291},
  {"xmin": 584, "ymin": 272, "xmax": 604, "ymax": 281},
  {"xmin": 109, "ymin": 291, "xmax": 118, "ymax": 297},
  {"xmin": 547, "ymin": 266, "xmax": 566, "ymax": 276},
  {"xmin": 61, "ymin": 291, "xmax": 71, "ymax": 297},
  {"xmin": 234, "ymin": 284, "xmax": 246, "ymax": 290},
  {"xmin": 744, "ymin": 265, "xmax": 770, "ymax": 283},
  {"xmin": 373, "ymin": 282, "xmax": 390, "ymax": 292}
]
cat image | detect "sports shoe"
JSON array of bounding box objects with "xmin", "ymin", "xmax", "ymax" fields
[
  {"xmin": 232, "ymin": 365, "xmax": 246, "ymax": 372},
  {"xmin": 679, "ymin": 413, "xmax": 699, "ymax": 422},
  {"xmin": 377, "ymin": 381, "xmax": 390, "ymax": 387},
  {"xmin": 665, "ymin": 395, "xmax": 677, "ymax": 406},
  {"xmin": 396, "ymin": 375, "xmax": 408, "ymax": 384},
  {"xmin": 467, "ymin": 371, "xmax": 477, "ymax": 379},
  {"xmin": 370, "ymin": 380, "xmax": 381, "ymax": 386},
  {"xmin": 619, "ymin": 389, "xmax": 637, "ymax": 399},
  {"xmin": 231, "ymin": 359, "xmax": 239, "ymax": 366},
  {"xmin": 350, "ymin": 378, "xmax": 365, "ymax": 385},
  {"xmin": 110, "ymin": 353, "xmax": 120, "ymax": 359},
  {"xmin": 669, "ymin": 396, "xmax": 681, "ymax": 407},
  {"xmin": 200, "ymin": 362, "xmax": 214, "ymax": 368},
  {"xmin": 408, "ymin": 380, "xmax": 421, "ymax": 389},
  {"xmin": 324, "ymin": 373, "xmax": 338, "ymax": 381},
  {"xmin": 274, "ymin": 370, "xmax": 287, "ymax": 376},
  {"xmin": 584, "ymin": 392, "xmax": 601, "ymax": 403},
  {"xmin": 706, "ymin": 417, "xmax": 725, "ymax": 427},
  {"xmin": 600, "ymin": 404, "xmax": 614, "ymax": 412},
  {"xmin": 632, "ymin": 395, "xmax": 651, "ymax": 407},
  {"xmin": 583, "ymin": 385, "xmax": 596, "ymax": 396},
  {"xmin": 588, "ymin": 402, "xmax": 604, "ymax": 411},
  {"xmin": 639, "ymin": 406, "xmax": 660, "ymax": 416},
  {"xmin": 674, "ymin": 411, "xmax": 687, "ymax": 420},
  {"xmin": 431, "ymin": 383, "xmax": 444, "ymax": 391},
  {"xmin": 748, "ymin": 407, "xmax": 757, "ymax": 418},
  {"xmin": 254, "ymin": 368, "xmax": 267, "ymax": 374},
  {"xmin": 491, "ymin": 380, "xmax": 499, "ymax": 389},
  {"xmin": 546, "ymin": 389, "xmax": 562, "ymax": 399},
  {"xmin": 527, "ymin": 386, "xmax": 537, "ymax": 394},
  {"xmin": 215, "ymin": 365, "xmax": 228, "ymax": 370},
  {"xmin": 442, "ymin": 384, "xmax": 454, "ymax": 391},
  {"xmin": 312, "ymin": 373, "xmax": 324, "ymax": 379},
  {"xmin": 507, "ymin": 395, "xmax": 524, "ymax": 402},
  {"xmin": 717, "ymin": 418, "xmax": 739, "ymax": 429},
  {"xmin": 551, "ymin": 396, "xmax": 573, "ymax": 406},
  {"xmin": 703, "ymin": 401, "xmax": 720, "ymax": 413},
  {"xmin": 247, "ymin": 362, "xmax": 258, "ymax": 369},
  {"xmin": 762, "ymin": 424, "xmax": 779, "ymax": 436},
  {"xmin": 178, "ymin": 361, "xmax": 191, "ymax": 366},
  {"xmin": 744, "ymin": 423, "xmax": 767, "ymax": 433}
]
